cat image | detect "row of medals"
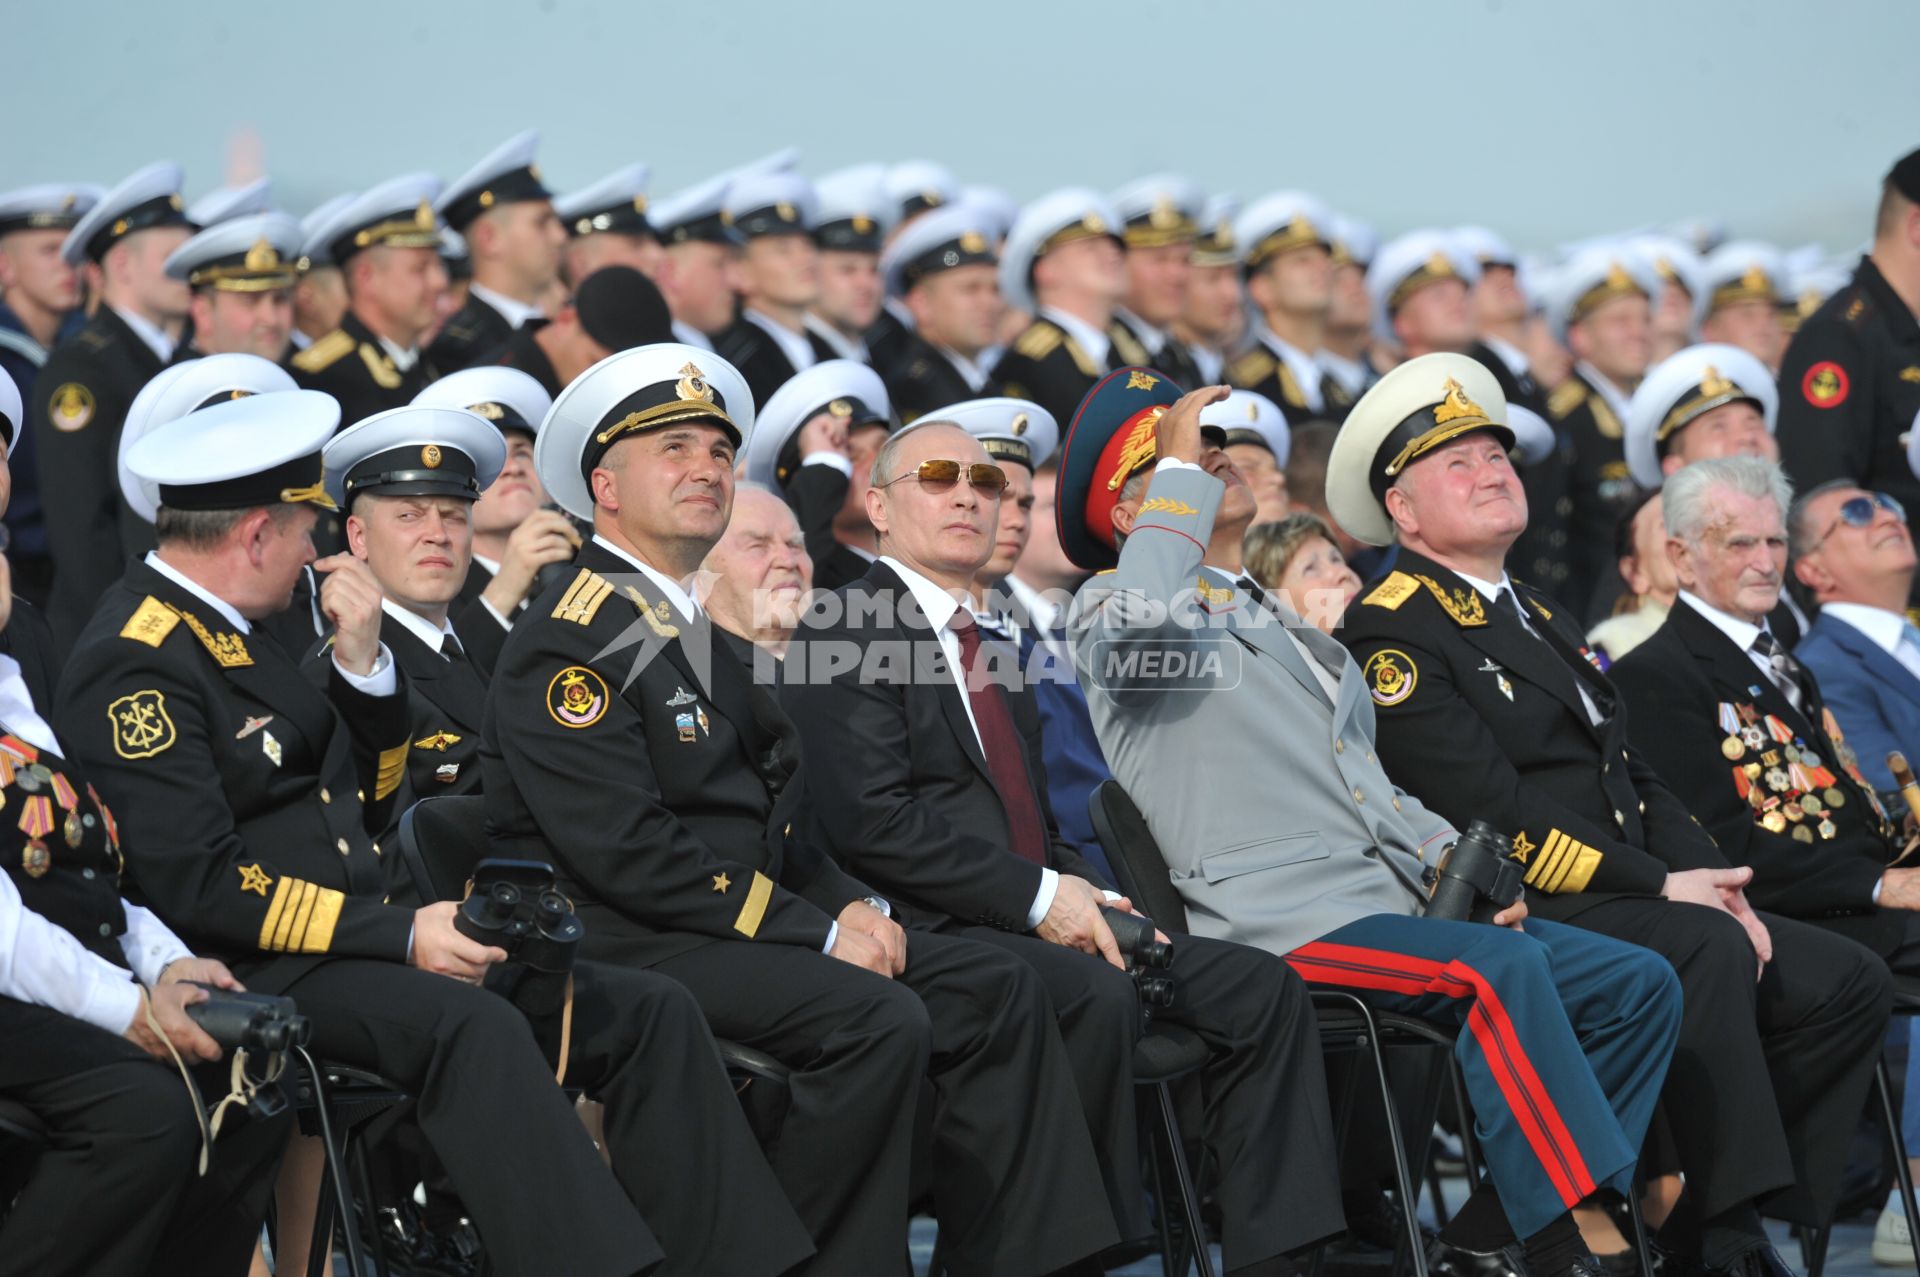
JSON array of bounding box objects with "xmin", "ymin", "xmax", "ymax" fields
[
  {"xmin": 1722, "ymin": 727, "xmax": 1843, "ymax": 843},
  {"xmin": 13, "ymin": 760, "xmax": 95, "ymax": 879}
]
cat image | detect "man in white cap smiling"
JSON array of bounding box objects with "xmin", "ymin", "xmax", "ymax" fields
[
  {"xmin": 33, "ymin": 162, "xmax": 193, "ymax": 646},
  {"xmin": 714, "ymin": 171, "xmax": 836, "ymax": 408},
  {"xmin": 486, "ymin": 343, "xmax": 1121, "ymax": 1276},
  {"xmin": 163, "ymin": 210, "xmax": 303, "ymax": 364},
  {"xmin": 428, "ymin": 131, "xmax": 565, "ymax": 373},
  {"xmin": 1227, "ymin": 191, "xmax": 1355, "ymax": 422}
]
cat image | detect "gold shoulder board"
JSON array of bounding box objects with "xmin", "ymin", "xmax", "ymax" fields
[
  {"xmin": 1547, "ymin": 379, "xmax": 1588, "ymax": 420},
  {"xmin": 1014, "ymin": 322, "xmax": 1063, "ymax": 360},
  {"xmin": 1361, "ymin": 572, "xmax": 1420, "ymax": 610},
  {"xmin": 290, "ymin": 329, "xmax": 354, "ymax": 373},
  {"xmin": 1414, "ymin": 574, "xmax": 1489, "ymax": 627},
  {"xmin": 118, "ymin": 597, "xmax": 180, "ymax": 647},
  {"xmin": 552, "ymin": 568, "xmax": 614, "ymax": 625},
  {"xmin": 1226, "ymin": 350, "xmax": 1276, "ymax": 388},
  {"xmin": 357, "ymin": 344, "xmax": 404, "ymax": 390}
]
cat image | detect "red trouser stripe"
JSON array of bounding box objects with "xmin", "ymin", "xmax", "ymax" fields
[{"xmin": 1287, "ymin": 940, "xmax": 1597, "ymax": 1206}]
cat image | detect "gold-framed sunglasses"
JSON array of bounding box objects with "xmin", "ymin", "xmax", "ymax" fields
[{"xmin": 877, "ymin": 458, "xmax": 1010, "ymax": 496}]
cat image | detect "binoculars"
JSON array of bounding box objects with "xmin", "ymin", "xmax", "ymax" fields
[
  {"xmin": 455, "ymin": 859, "xmax": 584, "ymax": 975},
  {"xmin": 1102, "ymin": 906, "xmax": 1176, "ymax": 1010},
  {"xmin": 1425, "ymin": 820, "xmax": 1525, "ymax": 925},
  {"xmin": 185, "ymin": 984, "xmax": 311, "ymax": 1054}
]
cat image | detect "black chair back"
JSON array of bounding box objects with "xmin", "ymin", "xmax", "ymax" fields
[
  {"xmin": 395, "ymin": 795, "xmax": 491, "ymax": 903},
  {"xmin": 1088, "ymin": 779, "xmax": 1191, "ymax": 934}
]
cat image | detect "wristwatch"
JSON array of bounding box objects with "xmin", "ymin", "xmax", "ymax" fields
[{"xmin": 861, "ymin": 894, "xmax": 892, "ymax": 917}]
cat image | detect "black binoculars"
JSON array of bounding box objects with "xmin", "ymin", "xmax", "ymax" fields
[
  {"xmin": 1425, "ymin": 820, "xmax": 1526, "ymax": 925},
  {"xmin": 455, "ymin": 859, "xmax": 584, "ymax": 975},
  {"xmin": 185, "ymin": 984, "xmax": 311, "ymax": 1054},
  {"xmin": 1102, "ymin": 906, "xmax": 1176, "ymax": 1010}
]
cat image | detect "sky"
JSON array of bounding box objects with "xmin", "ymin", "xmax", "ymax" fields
[{"xmin": 7, "ymin": 0, "xmax": 1916, "ymax": 256}]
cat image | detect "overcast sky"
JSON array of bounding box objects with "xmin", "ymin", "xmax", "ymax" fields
[{"xmin": 8, "ymin": 0, "xmax": 1915, "ymax": 255}]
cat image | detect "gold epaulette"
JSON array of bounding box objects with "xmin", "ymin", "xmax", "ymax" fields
[
  {"xmin": 1108, "ymin": 323, "xmax": 1150, "ymax": 368},
  {"xmin": 1361, "ymin": 572, "xmax": 1420, "ymax": 610},
  {"xmin": 1014, "ymin": 321, "xmax": 1063, "ymax": 360},
  {"xmin": 1547, "ymin": 379, "xmax": 1588, "ymax": 420},
  {"xmin": 357, "ymin": 344, "xmax": 403, "ymax": 389},
  {"xmin": 119, "ymin": 597, "xmax": 180, "ymax": 647},
  {"xmin": 1413, "ymin": 574, "xmax": 1488, "ymax": 627},
  {"xmin": 291, "ymin": 329, "xmax": 354, "ymax": 373},
  {"xmin": 1227, "ymin": 349, "xmax": 1276, "ymax": 388},
  {"xmin": 552, "ymin": 568, "xmax": 614, "ymax": 625},
  {"xmin": 1589, "ymin": 396, "xmax": 1623, "ymax": 440}
]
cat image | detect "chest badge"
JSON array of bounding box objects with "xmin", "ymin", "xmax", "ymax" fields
[
  {"xmin": 261, "ymin": 731, "xmax": 282, "ymax": 767},
  {"xmin": 236, "ymin": 715, "xmax": 273, "ymax": 740},
  {"xmin": 667, "ymin": 687, "xmax": 698, "ymax": 707},
  {"xmin": 21, "ymin": 841, "xmax": 49, "ymax": 878},
  {"xmin": 676, "ymin": 711, "xmax": 698, "ymax": 743},
  {"xmin": 1478, "ymin": 658, "xmax": 1514, "ymax": 701},
  {"xmin": 435, "ymin": 763, "xmax": 461, "ymax": 784}
]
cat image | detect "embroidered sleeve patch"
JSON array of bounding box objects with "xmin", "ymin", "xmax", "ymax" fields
[
  {"xmin": 109, "ymin": 690, "xmax": 177, "ymax": 759},
  {"xmin": 1362, "ymin": 571, "xmax": 1419, "ymax": 610},
  {"xmin": 1138, "ymin": 497, "xmax": 1198, "ymax": 516},
  {"xmin": 48, "ymin": 382, "xmax": 95, "ymax": 431},
  {"xmin": 1364, "ymin": 649, "xmax": 1418, "ymax": 706},
  {"xmin": 1801, "ymin": 361, "xmax": 1850, "ymax": 408},
  {"xmin": 548, "ymin": 666, "xmax": 610, "ymax": 729}
]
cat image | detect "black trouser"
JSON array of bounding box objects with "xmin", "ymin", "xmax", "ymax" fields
[
  {"xmin": 956, "ymin": 926, "xmax": 1346, "ymax": 1271},
  {"xmin": 282, "ymin": 958, "xmax": 813, "ymax": 1277},
  {"xmin": 1563, "ymin": 898, "xmax": 1892, "ymax": 1225},
  {"xmin": 651, "ymin": 929, "xmax": 1119, "ymax": 1277},
  {"xmin": 0, "ymin": 996, "xmax": 288, "ymax": 1277}
]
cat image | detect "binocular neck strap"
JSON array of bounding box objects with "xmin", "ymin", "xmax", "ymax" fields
[
  {"xmin": 143, "ymin": 993, "xmax": 286, "ymax": 1177},
  {"xmin": 554, "ymin": 974, "xmax": 575, "ymax": 1087}
]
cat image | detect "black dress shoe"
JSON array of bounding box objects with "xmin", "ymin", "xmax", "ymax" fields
[
  {"xmin": 1594, "ymin": 1249, "xmax": 1641, "ymax": 1277},
  {"xmin": 1424, "ymin": 1237, "xmax": 1527, "ymax": 1277},
  {"xmin": 1711, "ymin": 1245, "xmax": 1799, "ymax": 1277}
]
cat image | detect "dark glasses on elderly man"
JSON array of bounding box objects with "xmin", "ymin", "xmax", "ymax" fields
[
  {"xmin": 877, "ymin": 459, "xmax": 1010, "ymax": 496},
  {"xmin": 1812, "ymin": 491, "xmax": 1906, "ymax": 549}
]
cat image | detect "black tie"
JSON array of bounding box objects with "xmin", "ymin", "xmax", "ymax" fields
[
  {"xmin": 443, "ymin": 633, "xmax": 467, "ymax": 665},
  {"xmin": 1751, "ymin": 629, "xmax": 1804, "ymax": 712},
  {"xmin": 1496, "ymin": 587, "xmax": 1530, "ymax": 631}
]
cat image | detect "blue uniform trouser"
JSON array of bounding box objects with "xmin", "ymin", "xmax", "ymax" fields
[{"xmin": 1287, "ymin": 914, "xmax": 1681, "ymax": 1237}]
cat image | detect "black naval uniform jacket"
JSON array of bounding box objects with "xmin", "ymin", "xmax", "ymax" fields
[
  {"xmin": 1610, "ymin": 598, "xmax": 1906, "ymax": 955},
  {"xmin": 991, "ymin": 317, "xmax": 1112, "ymax": 428},
  {"xmin": 715, "ymin": 314, "xmax": 838, "ymax": 411},
  {"xmin": 447, "ymin": 560, "xmax": 515, "ymax": 676},
  {"xmin": 780, "ymin": 560, "xmax": 1115, "ymax": 934},
  {"xmin": 55, "ymin": 560, "xmax": 416, "ymax": 994},
  {"xmin": 32, "ymin": 307, "xmax": 167, "ymax": 646},
  {"xmin": 885, "ymin": 332, "xmax": 983, "ymax": 425},
  {"xmin": 427, "ymin": 292, "xmax": 517, "ymax": 374},
  {"xmin": 863, "ymin": 305, "xmax": 914, "ymax": 382},
  {"xmin": 1225, "ymin": 336, "xmax": 1356, "ymax": 423},
  {"xmin": 492, "ymin": 325, "xmax": 563, "ymax": 397},
  {"xmin": 480, "ymin": 540, "xmax": 871, "ymax": 970},
  {"xmin": 1111, "ymin": 312, "xmax": 1201, "ymax": 391},
  {"xmin": 289, "ymin": 310, "xmax": 437, "ymax": 429},
  {"xmin": 1777, "ymin": 257, "xmax": 1920, "ymax": 540},
  {"xmin": 1340, "ymin": 549, "xmax": 1725, "ymax": 923},
  {"xmin": 781, "ymin": 461, "xmax": 879, "ymax": 592},
  {"xmin": 1547, "ymin": 365, "xmax": 1638, "ymax": 618}
]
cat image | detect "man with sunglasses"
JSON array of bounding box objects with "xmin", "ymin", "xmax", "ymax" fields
[
  {"xmin": 783, "ymin": 413, "xmax": 1345, "ymax": 1277},
  {"xmin": 481, "ymin": 344, "xmax": 1123, "ymax": 1277}
]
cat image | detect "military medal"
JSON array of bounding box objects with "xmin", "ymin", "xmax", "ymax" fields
[
  {"xmin": 675, "ymin": 711, "xmax": 697, "ymax": 743},
  {"xmin": 435, "ymin": 763, "xmax": 460, "ymax": 784},
  {"xmin": 1765, "ymin": 768, "xmax": 1789, "ymax": 791},
  {"xmin": 1819, "ymin": 818, "xmax": 1838, "ymax": 840},
  {"xmin": 1800, "ymin": 749, "xmax": 1822, "ymax": 770},
  {"xmin": 15, "ymin": 768, "xmax": 42, "ymax": 794},
  {"xmin": 1792, "ymin": 825, "xmax": 1814, "ymax": 844},
  {"xmin": 18, "ymin": 795, "xmax": 54, "ymax": 841},
  {"xmin": 1824, "ymin": 787, "xmax": 1846, "ymax": 808},
  {"xmin": 1721, "ymin": 736, "xmax": 1745, "ymax": 760},
  {"xmin": 1800, "ymin": 795, "xmax": 1823, "ymax": 814},
  {"xmin": 1741, "ymin": 726, "xmax": 1765, "ymax": 750},
  {"xmin": 1762, "ymin": 810, "xmax": 1787, "ymax": 833},
  {"xmin": 21, "ymin": 840, "xmax": 48, "ymax": 878},
  {"xmin": 1782, "ymin": 803, "xmax": 1804, "ymax": 823},
  {"xmin": 63, "ymin": 811, "xmax": 83, "ymax": 849}
]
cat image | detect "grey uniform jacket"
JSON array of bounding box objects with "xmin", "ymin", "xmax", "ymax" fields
[{"xmin": 1069, "ymin": 462, "xmax": 1452, "ymax": 955}]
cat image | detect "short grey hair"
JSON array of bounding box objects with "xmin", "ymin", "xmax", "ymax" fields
[
  {"xmin": 154, "ymin": 503, "xmax": 300, "ymax": 550},
  {"xmin": 869, "ymin": 420, "xmax": 959, "ymax": 488},
  {"xmin": 1787, "ymin": 478, "xmax": 1861, "ymax": 562},
  {"xmin": 1662, "ymin": 456, "xmax": 1793, "ymax": 547},
  {"xmin": 1112, "ymin": 466, "xmax": 1152, "ymax": 549}
]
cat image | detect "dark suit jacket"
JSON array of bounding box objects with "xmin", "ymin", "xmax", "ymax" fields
[
  {"xmin": 55, "ymin": 559, "xmax": 414, "ymax": 993},
  {"xmin": 1340, "ymin": 548, "xmax": 1724, "ymax": 922},
  {"xmin": 449, "ymin": 560, "xmax": 514, "ymax": 676},
  {"xmin": 989, "ymin": 317, "xmax": 1105, "ymax": 429},
  {"xmin": 493, "ymin": 325, "xmax": 562, "ymax": 396},
  {"xmin": 715, "ymin": 315, "xmax": 838, "ymax": 410},
  {"xmin": 1111, "ymin": 313, "xmax": 1200, "ymax": 390},
  {"xmin": 480, "ymin": 540, "xmax": 869, "ymax": 968},
  {"xmin": 33, "ymin": 307, "xmax": 167, "ymax": 645},
  {"xmin": 781, "ymin": 561, "xmax": 1112, "ymax": 935},
  {"xmin": 1794, "ymin": 610, "xmax": 1920, "ymax": 793},
  {"xmin": 883, "ymin": 332, "xmax": 980, "ymax": 425},
  {"xmin": 1611, "ymin": 600, "xmax": 1901, "ymax": 951},
  {"xmin": 428, "ymin": 292, "xmax": 516, "ymax": 374},
  {"xmin": 1547, "ymin": 366, "xmax": 1637, "ymax": 620},
  {"xmin": 289, "ymin": 309, "xmax": 438, "ymax": 431}
]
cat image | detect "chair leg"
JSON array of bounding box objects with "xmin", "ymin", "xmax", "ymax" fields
[
  {"xmin": 348, "ymin": 1132, "xmax": 394, "ymax": 1277},
  {"xmin": 1625, "ymin": 1180, "xmax": 1655, "ymax": 1277},
  {"xmin": 1877, "ymin": 1054, "xmax": 1920, "ymax": 1269},
  {"xmin": 1350, "ymin": 1007, "xmax": 1428, "ymax": 1277},
  {"xmin": 1146, "ymin": 1108, "xmax": 1180, "ymax": 1277},
  {"xmin": 1806, "ymin": 1224, "xmax": 1832, "ymax": 1277},
  {"xmin": 294, "ymin": 1048, "xmax": 369, "ymax": 1277},
  {"xmin": 1155, "ymin": 1081, "xmax": 1216, "ymax": 1277}
]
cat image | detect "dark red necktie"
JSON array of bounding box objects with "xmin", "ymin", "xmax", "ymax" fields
[{"xmin": 949, "ymin": 612, "xmax": 1049, "ymax": 864}]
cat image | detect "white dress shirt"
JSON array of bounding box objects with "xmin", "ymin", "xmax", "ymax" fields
[
  {"xmin": 1821, "ymin": 602, "xmax": 1920, "ymax": 686},
  {"xmin": 468, "ymin": 282, "xmax": 544, "ymax": 331},
  {"xmin": 672, "ymin": 320, "xmax": 714, "ymax": 352},
  {"xmin": 1575, "ymin": 360, "xmax": 1632, "ymax": 426},
  {"xmin": 936, "ymin": 344, "xmax": 993, "ymax": 393},
  {"xmin": 1114, "ymin": 307, "xmax": 1168, "ymax": 356},
  {"xmin": 114, "ymin": 305, "xmax": 175, "ymax": 362},
  {"xmin": 882, "ymin": 555, "xmax": 1061, "ymax": 928},
  {"xmin": 382, "ymin": 599, "xmax": 459, "ymax": 657},
  {"xmin": 0, "ymin": 655, "xmax": 61, "ymax": 755},
  {"xmin": 145, "ymin": 552, "xmax": 396, "ymax": 695},
  {"xmin": 803, "ymin": 312, "xmax": 869, "ymax": 364},
  {"xmin": 376, "ymin": 333, "xmax": 421, "ymax": 374},
  {"xmin": 1039, "ymin": 307, "xmax": 1112, "ymax": 372},
  {"xmin": 1676, "ymin": 590, "xmax": 1774, "ymax": 683},
  {"xmin": 0, "ymin": 873, "xmax": 194, "ymax": 1035},
  {"xmin": 744, "ymin": 309, "xmax": 817, "ymax": 376}
]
